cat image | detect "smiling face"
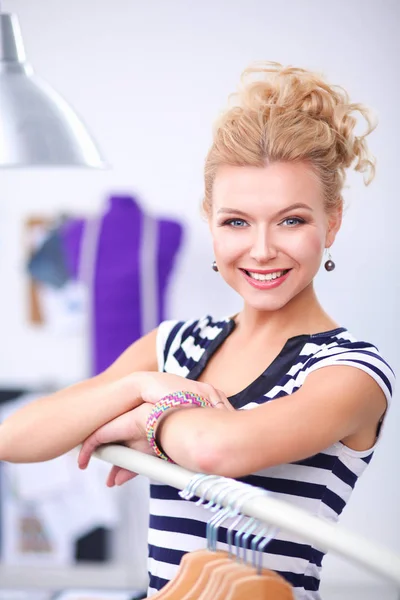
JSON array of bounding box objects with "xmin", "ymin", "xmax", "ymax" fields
[{"xmin": 209, "ymin": 161, "xmax": 342, "ymax": 312}]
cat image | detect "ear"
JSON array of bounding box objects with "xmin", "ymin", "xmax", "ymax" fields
[{"xmin": 325, "ymin": 204, "xmax": 343, "ymax": 248}]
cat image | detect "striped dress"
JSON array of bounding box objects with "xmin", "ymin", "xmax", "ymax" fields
[{"xmin": 148, "ymin": 315, "xmax": 395, "ymax": 599}]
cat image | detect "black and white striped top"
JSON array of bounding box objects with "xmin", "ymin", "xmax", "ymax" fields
[{"xmin": 147, "ymin": 315, "xmax": 395, "ymax": 599}]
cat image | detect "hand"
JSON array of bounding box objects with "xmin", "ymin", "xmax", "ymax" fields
[
  {"xmin": 78, "ymin": 377, "xmax": 233, "ymax": 486},
  {"xmin": 131, "ymin": 371, "xmax": 234, "ymax": 411},
  {"xmin": 78, "ymin": 403, "xmax": 153, "ymax": 487}
]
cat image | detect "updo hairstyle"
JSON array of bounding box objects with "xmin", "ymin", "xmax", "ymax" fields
[{"xmin": 203, "ymin": 61, "xmax": 376, "ymax": 216}]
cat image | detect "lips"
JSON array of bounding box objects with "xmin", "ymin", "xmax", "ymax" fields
[
  {"xmin": 240, "ymin": 268, "xmax": 291, "ymax": 281},
  {"xmin": 243, "ymin": 268, "xmax": 291, "ymax": 274},
  {"xmin": 239, "ymin": 268, "xmax": 292, "ymax": 289}
]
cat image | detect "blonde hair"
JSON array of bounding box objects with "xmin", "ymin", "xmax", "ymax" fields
[{"xmin": 203, "ymin": 61, "xmax": 377, "ymax": 215}]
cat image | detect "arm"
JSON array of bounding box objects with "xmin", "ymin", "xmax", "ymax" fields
[
  {"xmin": 156, "ymin": 366, "xmax": 387, "ymax": 477},
  {"xmin": 0, "ymin": 328, "xmax": 159, "ymax": 463},
  {"xmin": 0, "ymin": 329, "xmax": 231, "ymax": 464}
]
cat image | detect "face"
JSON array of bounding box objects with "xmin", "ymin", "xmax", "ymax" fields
[{"xmin": 209, "ymin": 161, "xmax": 341, "ymax": 312}]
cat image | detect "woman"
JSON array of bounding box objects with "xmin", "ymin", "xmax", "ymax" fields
[{"xmin": 0, "ymin": 62, "xmax": 395, "ymax": 599}]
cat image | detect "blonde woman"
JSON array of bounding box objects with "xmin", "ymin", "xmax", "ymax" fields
[{"xmin": 0, "ymin": 62, "xmax": 395, "ymax": 599}]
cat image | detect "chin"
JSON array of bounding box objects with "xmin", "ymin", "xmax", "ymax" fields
[
  {"xmin": 244, "ymin": 296, "xmax": 293, "ymax": 312},
  {"xmin": 234, "ymin": 280, "xmax": 310, "ymax": 312}
]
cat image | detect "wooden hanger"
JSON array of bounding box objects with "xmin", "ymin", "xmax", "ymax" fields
[
  {"xmin": 150, "ymin": 549, "xmax": 229, "ymax": 600},
  {"xmin": 171, "ymin": 553, "xmax": 294, "ymax": 600},
  {"xmin": 178, "ymin": 553, "xmax": 233, "ymax": 600},
  {"xmin": 225, "ymin": 572, "xmax": 294, "ymax": 600},
  {"xmin": 194, "ymin": 521, "xmax": 293, "ymax": 600},
  {"xmin": 210, "ymin": 564, "xmax": 293, "ymax": 600},
  {"xmin": 152, "ymin": 478, "xmax": 291, "ymax": 600},
  {"xmin": 153, "ymin": 482, "xmax": 247, "ymax": 600},
  {"xmin": 195, "ymin": 559, "xmax": 243, "ymax": 600},
  {"xmin": 190, "ymin": 555, "xmax": 283, "ymax": 600}
]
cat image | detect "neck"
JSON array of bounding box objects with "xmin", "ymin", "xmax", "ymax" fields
[{"xmin": 234, "ymin": 283, "xmax": 337, "ymax": 341}]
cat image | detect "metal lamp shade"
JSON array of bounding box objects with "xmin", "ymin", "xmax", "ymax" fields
[{"xmin": 0, "ymin": 13, "xmax": 106, "ymax": 168}]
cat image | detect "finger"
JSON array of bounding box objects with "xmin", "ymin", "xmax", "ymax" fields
[
  {"xmin": 106, "ymin": 465, "xmax": 138, "ymax": 487},
  {"xmin": 106, "ymin": 465, "xmax": 121, "ymax": 487},
  {"xmin": 215, "ymin": 389, "xmax": 234, "ymax": 411},
  {"xmin": 78, "ymin": 431, "xmax": 104, "ymax": 470},
  {"xmin": 203, "ymin": 386, "xmax": 233, "ymax": 411},
  {"xmin": 198, "ymin": 383, "xmax": 222, "ymax": 407},
  {"xmin": 106, "ymin": 465, "xmax": 137, "ymax": 487},
  {"xmin": 115, "ymin": 468, "xmax": 138, "ymax": 486},
  {"xmin": 78, "ymin": 411, "xmax": 137, "ymax": 469}
]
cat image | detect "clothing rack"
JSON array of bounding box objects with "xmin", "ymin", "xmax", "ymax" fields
[{"xmin": 93, "ymin": 444, "xmax": 400, "ymax": 588}]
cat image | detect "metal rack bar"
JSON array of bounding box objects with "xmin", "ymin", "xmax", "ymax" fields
[{"xmin": 93, "ymin": 444, "xmax": 400, "ymax": 587}]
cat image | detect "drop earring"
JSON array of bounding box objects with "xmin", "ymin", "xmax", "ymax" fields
[
  {"xmin": 324, "ymin": 250, "xmax": 335, "ymax": 272},
  {"xmin": 212, "ymin": 261, "xmax": 219, "ymax": 272}
]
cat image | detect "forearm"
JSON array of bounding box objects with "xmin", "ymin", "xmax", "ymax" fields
[
  {"xmin": 156, "ymin": 406, "xmax": 292, "ymax": 477},
  {"xmin": 0, "ymin": 374, "xmax": 141, "ymax": 463},
  {"xmin": 156, "ymin": 407, "xmax": 240, "ymax": 474},
  {"xmin": 156, "ymin": 370, "xmax": 373, "ymax": 478}
]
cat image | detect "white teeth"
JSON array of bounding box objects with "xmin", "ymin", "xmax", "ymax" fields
[{"xmin": 247, "ymin": 270, "xmax": 286, "ymax": 281}]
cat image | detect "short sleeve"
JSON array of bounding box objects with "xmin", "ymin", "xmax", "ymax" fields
[
  {"xmin": 155, "ymin": 317, "xmax": 204, "ymax": 374},
  {"xmin": 306, "ymin": 341, "xmax": 395, "ymax": 406},
  {"xmin": 156, "ymin": 320, "xmax": 181, "ymax": 372}
]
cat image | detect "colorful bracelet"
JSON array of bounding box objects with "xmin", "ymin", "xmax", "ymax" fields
[{"xmin": 146, "ymin": 391, "xmax": 213, "ymax": 462}]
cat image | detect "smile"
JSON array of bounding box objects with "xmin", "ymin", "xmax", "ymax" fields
[
  {"xmin": 244, "ymin": 269, "xmax": 290, "ymax": 281},
  {"xmin": 240, "ymin": 268, "xmax": 291, "ymax": 289}
]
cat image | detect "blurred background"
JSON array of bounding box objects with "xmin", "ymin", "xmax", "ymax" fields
[{"xmin": 0, "ymin": 0, "xmax": 399, "ymax": 598}]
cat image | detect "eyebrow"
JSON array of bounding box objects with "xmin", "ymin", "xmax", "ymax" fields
[{"xmin": 217, "ymin": 203, "xmax": 313, "ymax": 218}]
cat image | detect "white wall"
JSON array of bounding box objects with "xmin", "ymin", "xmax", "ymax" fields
[{"xmin": 1, "ymin": 0, "xmax": 399, "ymax": 593}]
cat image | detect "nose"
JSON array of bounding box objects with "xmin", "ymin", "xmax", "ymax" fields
[{"xmin": 249, "ymin": 227, "xmax": 278, "ymax": 263}]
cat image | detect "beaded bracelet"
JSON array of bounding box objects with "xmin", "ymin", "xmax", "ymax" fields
[{"xmin": 146, "ymin": 391, "xmax": 213, "ymax": 462}]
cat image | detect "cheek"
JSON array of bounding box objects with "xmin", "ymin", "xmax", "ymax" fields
[
  {"xmin": 213, "ymin": 231, "xmax": 247, "ymax": 262},
  {"xmin": 285, "ymin": 229, "xmax": 324, "ymax": 263}
]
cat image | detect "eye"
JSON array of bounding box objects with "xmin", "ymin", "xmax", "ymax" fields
[
  {"xmin": 280, "ymin": 217, "xmax": 305, "ymax": 227},
  {"xmin": 223, "ymin": 218, "xmax": 248, "ymax": 228}
]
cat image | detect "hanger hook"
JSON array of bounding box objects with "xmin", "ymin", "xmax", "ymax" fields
[
  {"xmin": 249, "ymin": 524, "xmax": 280, "ymax": 574},
  {"xmin": 256, "ymin": 526, "xmax": 280, "ymax": 575},
  {"xmin": 251, "ymin": 526, "xmax": 267, "ymax": 570},
  {"xmin": 240, "ymin": 518, "xmax": 260, "ymax": 565},
  {"xmin": 179, "ymin": 473, "xmax": 217, "ymax": 501},
  {"xmin": 207, "ymin": 481, "xmax": 250, "ymax": 551},
  {"xmin": 207, "ymin": 505, "xmax": 231, "ymax": 551},
  {"xmin": 226, "ymin": 486, "xmax": 267, "ymax": 557},
  {"xmin": 195, "ymin": 477, "xmax": 229, "ymax": 508},
  {"xmin": 230, "ymin": 486, "xmax": 275, "ymax": 572},
  {"xmin": 207, "ymin": 480, "xmax": 243, "ymax": 512}
]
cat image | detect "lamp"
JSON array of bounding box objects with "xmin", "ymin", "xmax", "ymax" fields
[{"xmin": 0, "ymin": 8, "xmax": 106, "ymax": 168}]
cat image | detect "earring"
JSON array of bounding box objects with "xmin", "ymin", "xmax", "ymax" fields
[
  {"xmin": 212, "ymin": 261, "xmax": 219, "ymax": 272},
  {"xmin": 324, "ymin": 250, "xmax": 335, "ymax": 272}
]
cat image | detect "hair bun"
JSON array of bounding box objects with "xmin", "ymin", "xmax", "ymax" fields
[
  {"xmin": 237, "ymin": 62, "xmax": 377, "ymax": 181},
  {"xmin": 204, "ymin": 61, "xmax": 377, "ymax": 215}
]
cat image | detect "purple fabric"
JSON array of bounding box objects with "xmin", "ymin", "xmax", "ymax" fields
[
  {"xmin": 61, "ymin": 218, "xmax": 85, "ymax": 279},
  {"xmin": 156, "ymin": 218, "xmax": 183, "ymax": 324},
  {"xmin": 61, "ymin": 195, "xmax": 183, "ymax": 375}
]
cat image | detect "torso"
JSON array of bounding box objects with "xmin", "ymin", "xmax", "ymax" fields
[
  {"xmin": 148, "ymin": 315, "xmax": 394, "ymax": 599},
  {"xmin": 196, "ymin": 319, "xmax": 383, "ymax": 452},
  {"xmin": 195, "ymin": 311, "xmax": 337, "ymax": 394},
  {"xmin": 196, "ymin": 334, "xmax": 287, "ymax": 398}
]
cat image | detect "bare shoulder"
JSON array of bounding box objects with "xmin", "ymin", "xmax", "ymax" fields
[
  {"xmin": 98, "ymin": 327, "xmax": 159, "ymax": 383},
  {"xmin": 298, "ymin": 365, "xmax": 387, "ymax": 429}
]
